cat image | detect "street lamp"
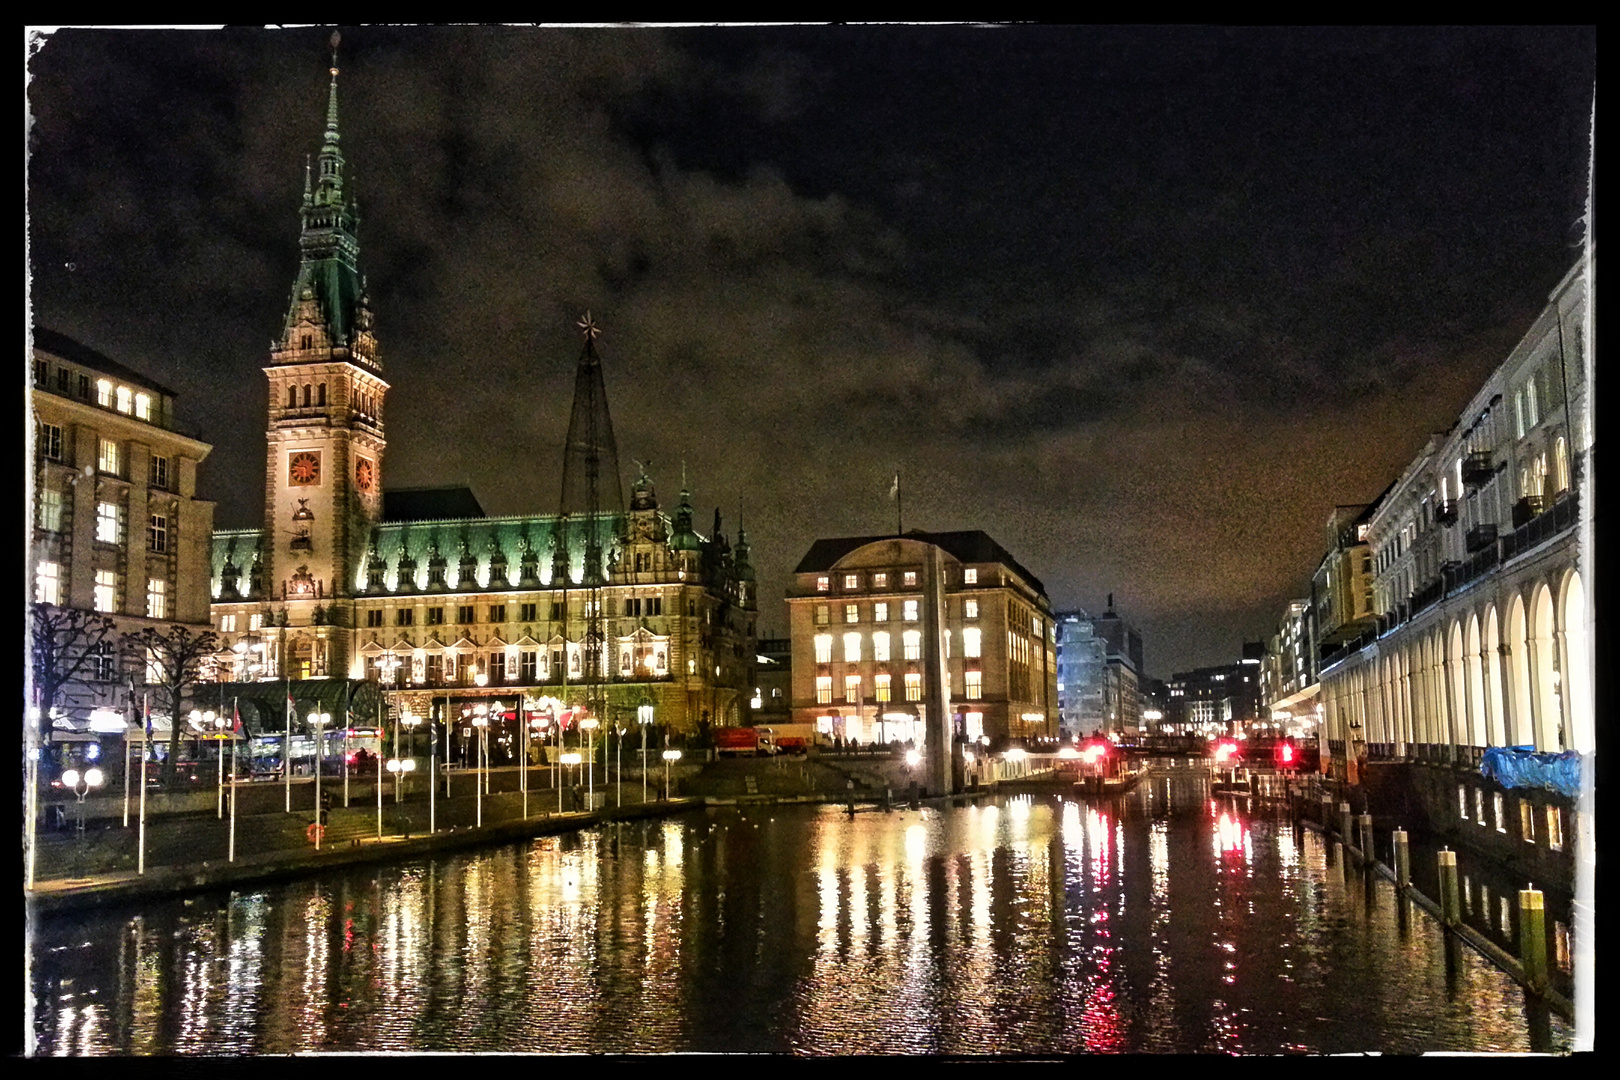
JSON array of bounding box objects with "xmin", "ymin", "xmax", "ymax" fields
[
  {"xmin": 638, "ymin": 700, "xmax": 654, "ymax": 804},
  {"xmin": 615, "ymin": 724, "xmax": 627, "ymax": 808},
  {"xmin": 661, "ymin": 748, "xmax": 681, "ymax": 801},
  {"xmin": 560, "ymin": 751, "xmax": 582, "ymax": 811},
  {"xmin": 387, "ymin": 756, "xmax": 417, "ymax": 805},
  {"xmin": 60, "ymin": 767, "xmax": 104, "ymax": 836}
]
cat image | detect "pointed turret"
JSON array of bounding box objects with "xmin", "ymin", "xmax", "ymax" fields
[
  {"xmin": 275, "ymin": 30, "xmax": 375, "ymax": 369},
  {"xmin": 669, "ymin": 482, "xmax": 703, "ymax": 552}
]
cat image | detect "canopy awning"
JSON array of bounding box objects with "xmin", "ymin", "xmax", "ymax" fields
[{"xmin": 209, "ymin": 680, "xmax": 388, "ymax": 737}]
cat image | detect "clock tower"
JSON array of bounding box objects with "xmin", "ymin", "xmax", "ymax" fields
[{"xmin": 262, "ymin": 35, "xmax": 386, "ymax": 615}]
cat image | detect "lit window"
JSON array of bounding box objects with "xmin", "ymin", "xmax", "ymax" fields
[
  {"xmin": 1554, "ymin": 438, "xmax": 1570, "ymax": 493},
  {"xmin": 147, "ymin": 514, "xmax": 168, "ymax": 553},
  {"xmin": 875, "ymin": 673, "xmax": 891, "ymax": 702},
  {"xmin": 903, "ymin": 571, "xmax": 917, "ymax": 586},
  {"xmin": 814, "ymin": 634, "xmax": 833, "ymax": 663},
  {"xmin": 147, "ymin": 578, "xmax": 166, "ymax": 619},
  {"xmin": 1458, "ymin": 785, "xmax": 1468, "ymax": 819},
  {"xmin": 1474, "ymin": 788, "xmax": 1486, "ymax": 826},
  {"xmin": 874, "ymin": 602, "xmax": 889, "ymax": 622},
  {"xmin": 1547, "ymin": 807, "xmax": 1563, "ymax": 851},
  {"xmin": 135, "ymin": 392, "xmax": 152, "ymax": 420},
  {"xmin": 38, "ymin": 488, "xmax": 63, "ymax": 532},
  {"xmin": 815, "ymin": 604, "xmax": 829, "ymax": 626},
  {"xmin": 903, "ymin": 630, "xmax": 921, "ymax": 661},
  {"xmin": 964, "ymin": 568, "xmax": 977, "ymax": 585},
  {"xmin": 844, "ymin": 674, "xmax": 861, "ymax": 703},
  {"xmin": 964, "ymin": 670, "xmax": 982, "ymax": 700},
  {"xmin": 98, "ymin": 439, "xmax": 120, "ymax": 475},
  {"xmin": 93, "ymin": 570, "xmax": 116, "ymax": 613},
  {"xmin": 872, "ymin": 631, "xmax": 891, "ymax": 662},
  {"xmin": 843, "ymin": 632, "xmax": 862, "ymax": 663},
  {"xmin": 844, "ymin": 574, "xmax": 859, "ymax": 589},
  {"xmin": 220, "ymin": 614, "xmax": 237, "ymax": 633},
  {"xmin": 1520, "ymin": 800, "xmax": 1535, "ymax": 843},
  {"xmin": 903, "ymin": 600, "xmax": 919, "ymax": 622},
  {"xmin": 904, "ymin": 673, "xmax": 922, "ymax": 701},
  {"xmin": 97, "ymin": 502, "xmax": 120, "ymax": 543},
  {"xmin": 964, "ymin": 599, "xmax": 979, "ymax": 619},
  {"xmin": 1526, "ymin": 378, "xmax": 1539, "ymax": 428},
  {"xmin": 115, "ymin": 385, "xmax": 133, "ymax": 414},
  {"xmin": 873, "ymin": 572, "xmax": 888, "ymax": 588},
  {"xmin": 249, "ymin": 613, "xmax": 263, "ymax": 631},
  {"xmin": 35, "ymin": 561, "xmax": 60, "ymax": 604},
  {"xmin": 1494, "ymin": 792, "xmax": 1506, "ymax": 833},
  {"xmin": 1033, "ymin": 616, "xmax": 1041, "ymax": 635},
  {"xmin": 816, "ymin": 676, "xmax": 832, "ymax": 704},
  {"xmin": 96, "ymin": 378, "xmax": 112, "ymax": 406},
  {"xmin": 963, "ymin": 627, "xmax": 982, "ymax": 658},
  {"xmin": 845, "ymin": 604, "xmax": 859, "ymax": 624},
  {"xmin": 816, "ymin": 576, "xmax": 829, "ymax": 592}
]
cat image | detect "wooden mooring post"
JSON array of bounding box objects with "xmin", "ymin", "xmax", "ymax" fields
[
  {"xmin": 1437, "ymin": 849, "xmax": 1460, "ymax": 927},
  {"xmin": 1519, "ymin": 886, "xmax": 1548, "ymax": 994}
]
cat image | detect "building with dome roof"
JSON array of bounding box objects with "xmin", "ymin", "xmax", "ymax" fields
[{"xmin": 205, "ymin": 48, "xmax": 756, "ymax": 747}]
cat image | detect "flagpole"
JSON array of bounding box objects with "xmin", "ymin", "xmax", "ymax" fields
[
  {"xmin": 897, "ymin": 471, "xmax": 903, "ymax": 536},
  {"xmin": 343, "ymin": 681, "xmax": 351, "ymax": 808},
  {"xmin": 123, "ymin": 688, "xmax": 133, "ymax": 828},
  {"xmin": 376, "ymin": 732, "xmax": 383, "ymax": 841},
  {"xmin": 521, "ymin": 697, "xmax": 528, "ymax": 820},
  {"xmin": 429, "ymin": 705, "xmax": 437, "ymax": 835},
  {"xmin": 138, "ymin": 693, "xmax": 148, "ymax": 876},
  {"xmin": 228, "ymin": 727, "xmax": 238, "ymax": 863},
  {"xmin": 284, "ymin": 676, "xmax": 292, "ymax": 814}
]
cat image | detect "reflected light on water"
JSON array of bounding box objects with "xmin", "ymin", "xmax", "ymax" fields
[{"xmin": 29, "ymin": 782, "xmax": 1573, "ymax": 1056}]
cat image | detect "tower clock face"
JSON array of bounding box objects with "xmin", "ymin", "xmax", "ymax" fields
[
  {"xmin": 289, "ymin": 451, "xmax": 321, "ymax": 486},
  {"xmin": 355, "ymin": 457, "xmax": 375, "ymax": 492}
]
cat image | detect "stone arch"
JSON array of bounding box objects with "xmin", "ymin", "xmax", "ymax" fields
[
  {"xmin": 1558, "ymin": 569, "xmax": 1592, "ymax": 754},
  {"xmin": 1466, "ymin": 612, "xmax": 1487, "ymax": 748},
  {"xmin": 1506, "ymin": 593, "xmax": 1533, "ymax": 748},
  {"xmin": 1530, "ymin": 582, "xmax": 1561, "ymax": 751},
  {"xmin": 1483, "ymin": 605, "xmax": 1506, "ymax": 747},
  {"xmin": 1448, "ymin": 620, "xmax": 1467, "ymax": 751},
  {"xmin": 1396, "ymin": 648, "xmax": 1412, "ymax": 752}
]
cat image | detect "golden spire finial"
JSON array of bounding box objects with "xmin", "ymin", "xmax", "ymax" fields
[{"xmin": 577, "ymin": 311, "xmax": 602, "ymax": 341}]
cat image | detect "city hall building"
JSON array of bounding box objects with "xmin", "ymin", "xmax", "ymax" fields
[
  {"xmin": 205, "ymin": 55, "xmax": 757, "ymax": 744},
  {"xmin": 786, "ymin": 530, "xmax": 1058, "ymax": 747}
]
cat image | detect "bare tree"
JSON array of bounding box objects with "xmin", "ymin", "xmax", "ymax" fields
[
  {"xmin": 122, "ymin": 624, "xmax": 220, "ymax": 786},
  {"xmin": 30, "ymin": 602, "xmax": 118, "ymax": 721}
]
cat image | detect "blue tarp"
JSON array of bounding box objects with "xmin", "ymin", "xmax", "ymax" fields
[{"xmin": 1479, "ymin": 746, "xmax": 1582, "ymax": 797}]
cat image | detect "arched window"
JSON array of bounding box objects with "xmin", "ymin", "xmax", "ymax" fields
[
  {"xmin": 317, "ymin": 383, "xmax": 327, "ymax": 407},
  {"xmin": 1554, "ymin": 437, "xmax": 1569, "ymax": 493},
  {"xmin": 287, "ymin": 385, "xmax": 297, "ymax": 408},
  {"xmin": 302, "ymin": 384, "xmax": 311, "ymax": 408}
]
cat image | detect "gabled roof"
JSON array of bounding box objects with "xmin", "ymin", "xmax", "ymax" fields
[
  {"xmin": 793, "ymin": 529, "xmax": 1046, "ymax": 597},
  {"xmin": 32, "ymin": 327, "xmax": 177, "ymax": 397},
  {"xmin": 382, "ymin": 486, "xmax": 487, "ymax": 522}
]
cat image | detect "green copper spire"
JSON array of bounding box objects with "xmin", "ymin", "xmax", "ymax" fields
[{"xmin": 277, "ymin": 30, "xmax": 374, "ymax": 364}]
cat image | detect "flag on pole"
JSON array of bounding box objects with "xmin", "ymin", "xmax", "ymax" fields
[
  {"xmin": 890, "ymin": 473, "xmax": 900, "ymax": 500},
  {"xmin": 144, "ymin": 694, "xmax": 153, "ymax": 740},
  {"xmin": 232, "ymin": 699, "xmax": 243, "ymax": 737}
]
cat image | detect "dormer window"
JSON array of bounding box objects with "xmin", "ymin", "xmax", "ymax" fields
[
  {"xmin": 115, "ymin": 386, "xmax": 132, "ymax": 414},
  {"xmin": 816, "ymin": 576, "xmax": 829, "ymax": 592},
  {"xmin": 963, "ymin": 568, "xmax": 978, "ymax": 585},
  {"xmin": 302, "ymin": 334, "xmax": 312, "ymax": 351}
]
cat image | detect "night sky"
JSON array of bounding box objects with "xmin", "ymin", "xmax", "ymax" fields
[{"xmin": 26, "ymin": 25, "xmax": 1596, "ymax": 675}]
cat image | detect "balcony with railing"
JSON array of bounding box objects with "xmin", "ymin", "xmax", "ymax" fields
[
  {"xmin": 1462, "ymin": 450, "xmax": 1495, "ymax": 487},
  {"xmin": 1510, "ymin": 494, "xmax": 1544, "ymax": 528},
  {"xmin": 1502, "ymin": 491, "xmax": 1577, "ymax": 561},
  {"xmin": 1464, "ymin": 522, "xmax": 1498, "ymax": 554},
  {"xmin": 1435, "ymin": 501, "xmax": 1458, "ymax": 526}
]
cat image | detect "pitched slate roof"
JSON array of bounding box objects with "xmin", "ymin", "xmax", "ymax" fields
[
  {"xmin": 383, "ymin": 486, "xmax": 487, "ymax": 522},
  {"xmin": 793, "ymin": 529, "xmax": 1046, "ymax": 597},
  {"xmin": 32, "ymin": 327, "xmax": 178, "ymax": 397}
]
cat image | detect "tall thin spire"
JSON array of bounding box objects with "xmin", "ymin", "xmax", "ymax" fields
[{"xmin": 325, "ymin": 31, "xmax": 342, "ymax": 137}]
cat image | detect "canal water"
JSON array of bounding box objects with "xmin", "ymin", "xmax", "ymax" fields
[{"xmin": 28, "ymin": 761, "xmax": 1569, "ymax": 1054}]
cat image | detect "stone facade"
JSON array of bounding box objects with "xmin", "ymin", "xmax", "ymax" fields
[
  {"xmin": 786, "ymin": 531, "xmax": 1058, "ymax": 747},
  {"xmin": 30, "ymin": 330, "xmax": 216, "ymax": 733}
]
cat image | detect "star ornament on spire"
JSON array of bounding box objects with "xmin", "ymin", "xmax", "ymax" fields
[{"xmin": 577, "ymin": 311, "xmax": 602, "ymax": 342}]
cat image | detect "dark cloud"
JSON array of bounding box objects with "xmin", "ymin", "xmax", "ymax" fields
[{"xmin": 27, "ymin": 25, "xmax": 1594, "ymax": 673}]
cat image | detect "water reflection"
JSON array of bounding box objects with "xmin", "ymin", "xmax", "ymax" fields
[{"xmin": 29, "ymin": 765, "xmax": 1570, "ymax": 1055}]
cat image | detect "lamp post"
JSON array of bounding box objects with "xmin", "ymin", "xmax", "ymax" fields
[
  {"xmin": 60, "ymin": 767, "xmax": 104, "ymax": 837},
  {"xmin": 662, "ymin": 748, "xmax": 681, "ymax": 801},
  {"xmin": 309, "ymin": 710, "xmax": 330, "ymax": 849},
  {"xmin": 560, "ymin": 751, "xmax": 582, "ymax": 811},
  {"xmin": 581, "ymin": 716, "xmax": 599, "ymax": 809},
  {"xmin": 638, "ymin": 700, "xmax": 653, "ymax": 804},
  {"xmin": 471, "ymin": 704, "xmax": 488, "ymax": 827},
  {"xmin": 387, "ymin": 757, "xmax": 417, "ymax": 836}
]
